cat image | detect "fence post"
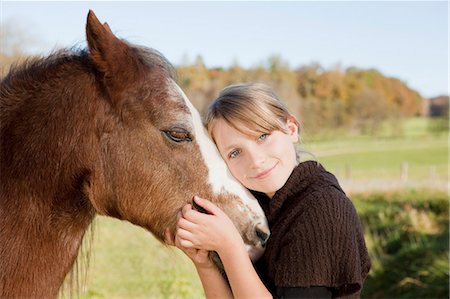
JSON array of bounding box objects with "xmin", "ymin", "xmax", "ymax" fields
[
  {"xmin": 401, "ymin": 161, "xmax": 408, "ymax": 183},
  {"xmin": 429, "ymin": 165, "xmax": 436, "ymax": 181},
  {"xmin": 345, "ymin": 163, "xmax": 352, "ymax": 180}
]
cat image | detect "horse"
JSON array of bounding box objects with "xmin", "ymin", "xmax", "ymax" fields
[{"xmin": 0, "ymin": 11, "xmax": 269, "ymax": 298}]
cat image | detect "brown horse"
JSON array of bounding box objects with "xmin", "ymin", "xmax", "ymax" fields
[{"xmin": 0, "ymin": 11, "xmax": 269, "ymax": 298}]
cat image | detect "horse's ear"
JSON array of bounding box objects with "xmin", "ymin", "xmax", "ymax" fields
[
  {"xmin": 103, "ymin": 22, "xmax": 113, "ymax": 34},
  {"xmin": 86, "ymin": 10, "xmax": 139, "ymax": 105}
]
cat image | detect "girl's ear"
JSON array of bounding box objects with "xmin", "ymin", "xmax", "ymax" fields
[{"xmin": 286, "ymin": 116, "xmax": 299, "ymax": 143}]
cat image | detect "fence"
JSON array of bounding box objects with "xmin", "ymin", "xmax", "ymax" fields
[{"xmin": 333, "ymin": 162, "xmax": 448, "ymax": 193}]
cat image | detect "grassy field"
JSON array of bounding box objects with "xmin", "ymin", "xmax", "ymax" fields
[
  {"xmin": 305, "ymin": 136, "xmax": 447, "ymax": 181},
  {"xmin": 355, "ymin": 190, "xmax": 449, "ymax": 298},
  {"xmin": 69, "ymin": 218, "xmax": 204, "ymax": 299},
  {"xmin": 302, "ymin": 118, "xmax": 448, "ymax": 185}
]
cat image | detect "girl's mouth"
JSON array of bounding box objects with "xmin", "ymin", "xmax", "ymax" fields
[{"xmin": 253, "ymin": 162, "xmax": 278, "ymax": 179}]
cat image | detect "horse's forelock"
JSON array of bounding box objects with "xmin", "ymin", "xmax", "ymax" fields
[{"xmin": 132, "ymin": 45, "xmax": 176, "ymax": 80}]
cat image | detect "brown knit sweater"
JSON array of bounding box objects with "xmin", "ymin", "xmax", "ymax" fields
[{"xmin": 252, "ymin": 161, "xmax": 371, "ymax": 298}]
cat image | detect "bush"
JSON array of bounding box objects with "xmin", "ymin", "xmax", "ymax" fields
[{"xmin": 352, "ymin": 190, "xmax": 449, "ymax": 298}]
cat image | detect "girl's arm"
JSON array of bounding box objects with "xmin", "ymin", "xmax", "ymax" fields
[
  {"xmin": 194, "ymin": 261, "xmax": 234, "ymax": 299},
  {"xmin": 176, "ymin": 196, "xmax": 272, "ymax": 299},
  {"xmin": 166, "ymin": 221, "xmax": 233, "ymax": 299},
  {"xmin": 216, "ymin": 235, "xmax": 272, "ymax": 299}
]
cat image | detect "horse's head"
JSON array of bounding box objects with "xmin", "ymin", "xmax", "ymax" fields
[{"xmin": 83, "ymin": 11, "xmax": 269, "ymax": 261}]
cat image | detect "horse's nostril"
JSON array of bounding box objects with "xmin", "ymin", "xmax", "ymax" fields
[{"xmin": 255, "ymin": 225, "xmax": 270, "ymax": 247}]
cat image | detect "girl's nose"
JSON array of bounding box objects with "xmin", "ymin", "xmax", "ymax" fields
[{"xmin": 247, "ymin": 149, "xmax": 266, "ymax": 168}]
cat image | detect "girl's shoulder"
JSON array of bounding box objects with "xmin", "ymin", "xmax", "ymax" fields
[
  {"xmin": 291, "ymin": 166, "xmax": 350, "ymax": 208},
  {"xmin": 292, "ymin": 161, "xmax": 345, "ymax": 195},
  {"xmin": 284, "ymin": 180, "xmax": 359, "ymax": 229}
]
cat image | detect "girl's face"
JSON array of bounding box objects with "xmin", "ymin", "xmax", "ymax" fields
[{"xmin": 212, "ymin": 117, "xmax": 299, "ymax": 198}]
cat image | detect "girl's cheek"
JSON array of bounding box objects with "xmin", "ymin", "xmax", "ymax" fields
[{"xmin": 230, "ymin": 165, "xmax": 244, "ymax": 183}]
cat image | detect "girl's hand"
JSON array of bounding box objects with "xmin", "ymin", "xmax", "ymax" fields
[
  {"xmin": 176, "ymin": 196, "xmax": 244, "ymax": 256},
  {"xmin": 165, "ymin": 212, "xmax": 213, "ymax": 269}
]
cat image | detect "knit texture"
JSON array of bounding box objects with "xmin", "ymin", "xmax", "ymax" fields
[{"xmin": 252, "ymin": 161, "xmax": 371, "ymax": 298}]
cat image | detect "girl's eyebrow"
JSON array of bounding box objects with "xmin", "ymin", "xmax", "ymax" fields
[
  {"xmin": 221, "ymin": 131, "xmax": 260, "ymax": 153},
  {"xmin": 222, "ymin": 143, "xmax": 239, "ymax": 152}
]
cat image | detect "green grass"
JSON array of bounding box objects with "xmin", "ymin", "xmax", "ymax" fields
[
  {"xmin": 67, "ymin": 217, "xmax": 204, "ymax": 299},
  {"xmin": 402, "ymin": 117, "xmax": 431, "ymax": 137},
  {"xmin": 305, "ymin": 136, "xmax": 448, "ymax": 181},
  {"xmin": 353, "ymin": 190, "xmax": 449, "ymax": 298},
  {"xmin": 302, "ymin": 118, "xmax": 448, "ymax": 182}
]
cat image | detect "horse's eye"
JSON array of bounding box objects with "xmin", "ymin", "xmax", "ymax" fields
[{"xmin": 162, "ymin": 130, "xmax": 192, "ymax": 143}]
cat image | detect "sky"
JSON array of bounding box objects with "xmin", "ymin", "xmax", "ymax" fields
[{"xmin": 1, "ymin": 1, "xmax": 448, "ymax": 98}]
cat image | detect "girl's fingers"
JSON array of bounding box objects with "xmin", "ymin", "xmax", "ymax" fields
[
  {"xmin": 178, "ymin": 238, "xmax": 195, "ymax": 248},
  {"xmin": 176, "ymin": 227, "xmax": 197, "ymax": 243},
  {"xmin": 174, "ymin": 234, "xmax": 182, "ymax": 248},
  {"xmin": 177, "ymin": 216, "xmax": 198, "ymax": 232},
  {"xmin": 181, "ymin": 204, "xmax": 192, "ymax": 217},
  {"xmin": 181, "ymin": 203, "xmax": 209, "ymax": 222},
  {"xmin": 193, "ymin": 196, "xmax": 221, "ymax": 216},
  {"xmin": 164, "ymin": 228, "xmax": 175, "ymax": 246},
  {"xmin": 176, "ymin": 210, "xmax": 183, "ymax": 221},
  {"xmin": 174, "ymin": 230, "xmax": 193, "ymax": 249},
  {"xmin": 182, "ymin": 205, "xmax": 210, "ymax": 223}
]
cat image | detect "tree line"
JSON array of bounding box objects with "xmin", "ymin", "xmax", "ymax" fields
[
  {"xmin": 176, "ymin": 55, "xmax": 424, "ymax": 136},
  {"xmin": 1, "ymin": 27, "xmax": 424, "ymax": 137}
]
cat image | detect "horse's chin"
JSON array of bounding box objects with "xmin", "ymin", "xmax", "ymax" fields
[
  {"xmin": 246, "ymin": 244, "xmax": 265, "ymax": 262},
  {"xmin": 209, "ymin": 251, "xmax": 225, "ymax": 274}
]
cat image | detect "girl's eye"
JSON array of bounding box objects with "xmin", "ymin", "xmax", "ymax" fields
[
  {"xmin": 229, "ymin": 149, "xmax": 241, "ymax": 159},
  {"xmin": 258, "ymin": 133, "xmax": 269, "ymax": 141}
]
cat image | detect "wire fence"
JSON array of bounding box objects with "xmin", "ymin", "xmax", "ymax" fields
[{"xmin": 333, "ymin": 162, "xmax": 448, "ymax": 193}]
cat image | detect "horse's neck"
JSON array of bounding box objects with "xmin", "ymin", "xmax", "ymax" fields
[{"xmin": 0, "ymin": 192, "xmax": 95, "ymax": 299}]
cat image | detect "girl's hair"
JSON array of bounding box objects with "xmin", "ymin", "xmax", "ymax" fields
[{"xmin": 204, "ymin": 83, "xmax": 298, "ymax": 140}]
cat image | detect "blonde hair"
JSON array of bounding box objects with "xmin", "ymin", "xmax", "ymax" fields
[{"xmin": 204, "ymin": 83, "xmax": 298, "ymax": 140}]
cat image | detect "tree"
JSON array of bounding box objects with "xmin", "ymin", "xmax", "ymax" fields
[{"xmin": 0, "ymin": 21, "xmax": 34, "ymax": 76}]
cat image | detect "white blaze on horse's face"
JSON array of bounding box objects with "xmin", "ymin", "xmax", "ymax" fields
[{"xmin": 169, "ymin": 79, "xmax": 269, "ymax": 260}]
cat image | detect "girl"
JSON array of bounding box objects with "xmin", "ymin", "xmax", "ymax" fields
[{"xmin": 166, "ymin": 83, "xmax": 371, "ymax": 298}]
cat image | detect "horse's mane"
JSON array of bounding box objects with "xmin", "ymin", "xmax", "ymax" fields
[
  {"xmin": 2, "ymin": 48, "xmax": 91, "ymax": 84},
  {"xmin": 0, "ymin": 48, "xmax": 92, "ymax": 126},
  {"xmin": 1, "ymin": 43, "xmax": 176, "ymax": 88},
  {"xmin": 0, "ymin": 43, "xmax": 176, "ymax": 133}
]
